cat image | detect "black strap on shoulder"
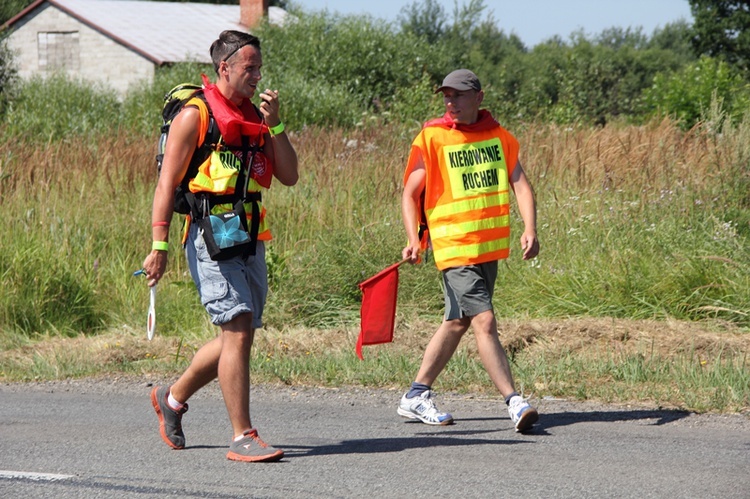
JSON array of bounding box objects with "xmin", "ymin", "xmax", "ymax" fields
[{"xmin": 237, "ymin": 134, "xmax": 262, "ymax": 252}]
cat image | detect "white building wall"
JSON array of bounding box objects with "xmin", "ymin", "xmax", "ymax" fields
[{"xmin": 7, "ymin": 3, "xmax": 155, "ymax": 96}]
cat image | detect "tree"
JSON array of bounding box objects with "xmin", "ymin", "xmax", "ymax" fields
[
  {"xmin": 689, "ymin": 0, "xmax": 750, "ymax": 71},
  {"xmin": 398, "ymin": 0, "xmax": 448, "ymax": 45},
  {"xmin": 1, "ymin": 0, "xmax": 33, "ymax": 25},
  {"xmin": 0, "ymin": 35, "xmax": 18, "ymax": 117},
  {"xmin": 648, "ymin": 19, "xmax": 695, "ymax": 60}
]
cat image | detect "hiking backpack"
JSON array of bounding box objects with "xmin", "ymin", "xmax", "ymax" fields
[{"xmin": 156, "ymin": 83, "xmax": 220, "ymax": 215}]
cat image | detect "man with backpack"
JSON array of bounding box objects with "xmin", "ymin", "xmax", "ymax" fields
[{"xmin": 142, "ymin": 30, "xmax": 298, "ymax": 463}]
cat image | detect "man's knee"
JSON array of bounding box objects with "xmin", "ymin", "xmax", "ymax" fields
[
  {"xmin": 221, "ymin": 313, "xmax": 255, "ymax": 342},
  {"xmin": 443, "ymin": 317, "xmax": 471, "ymax": 336},
  {"xmin": 470, "ymin": 310, "xmax": 497, "ymax": 335}
]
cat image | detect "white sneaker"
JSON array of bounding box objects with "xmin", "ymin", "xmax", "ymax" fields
[
  {"xmin": 397, "ymin": 390, "xmax": 454, "ymax": 425},
  {"xmin": 508, "ymin": 395, "xmax": 538, "ymax": 432}
]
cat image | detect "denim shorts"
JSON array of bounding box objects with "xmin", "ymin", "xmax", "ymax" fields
[
  {"xmin": 442, "ymin": 262, "xmax": 498, "ymax": 320},
  {"xmin": 185, "ymin": 223, "xmax": 267, "ymax": 328}
]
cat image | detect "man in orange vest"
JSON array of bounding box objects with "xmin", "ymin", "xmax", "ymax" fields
[
  {"xmin": 142, "ymin": 31, "xmax": 298, "ymax": 462},
  {"xmin": 399, "ymin": 69, "xmax": 540, "ymax": 432}
]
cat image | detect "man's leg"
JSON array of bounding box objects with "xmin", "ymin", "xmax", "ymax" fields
[
  {"xmin": 414, "ymin": 317, "xmax": 470, "ymax": 385},
  {"xmin": 397, "ymin": 317, "xmax": 470, "ymax": 425},
  {"xmin": 216, "ymin": 311, "xmax": 284, "ymax": 462},
  {"xmin": 215, "ymin": 312, "xmax": 255, "ymax": 438},
  {"xmin": 169, "ymin": 336, "xmax": 222, "ymax": 403},
  {"xmin": 470, "ymin": 310, "xmax": 515, "ymax": 396},
  {"xmin": 472, "ymin": 310, "xmax": 538, "ymax": 432},
  {"xmin": 151, "ymin": 334, "xmax": 223, "ymax": 450}
]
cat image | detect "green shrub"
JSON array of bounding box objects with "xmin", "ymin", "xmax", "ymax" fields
[
  {"xmin": 255, "ymin": 10, "xmax": 449, "ymax": 123},
  {"xmin": 643, "ymin": 56, "xmax": 750, "ymax": 128},
  {"xmin": 3, "ymin": 73, "xmax": 122, "ymax": 140}
]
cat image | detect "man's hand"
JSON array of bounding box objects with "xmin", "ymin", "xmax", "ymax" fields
[
  {"xmin": 520, "ymin": 231, "xmax": 539, "ymax": 260},
  {"xmin": 402, "ymin": 244, "xmax": 422, "ymax": 264},
  {"xmin": 258, "ymin": 89, "xmax": 281, "ymax": 126},
  {"xmin": 142, "ymin": 250, "xmax": 169, "ymax": 287}
]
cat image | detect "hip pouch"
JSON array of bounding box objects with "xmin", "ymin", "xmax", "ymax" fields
[
  {"xmin": 197, "ymin": 194, "xmax": 260, "ymax": 261},
  {"xmin": 197, "ymin": 199, "xmax": 250, "ymax": 261}
]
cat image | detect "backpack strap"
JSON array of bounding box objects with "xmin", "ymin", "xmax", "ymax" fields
[
  {"xmin": 185, "ymin": 95, "xmax": 210, "ymax": 148},
  {"xmin": 181, "ymin": 93, "xmax": 216, "ymax": 218}
]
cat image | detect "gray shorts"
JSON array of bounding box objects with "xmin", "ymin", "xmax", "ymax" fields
[
  {"xmin": 185, "ymin": 223, "xmax": 267, "ymax": 328},
  {"xmin": 442, "ymin": 262, "xmax": 498, "ymax": 320}
]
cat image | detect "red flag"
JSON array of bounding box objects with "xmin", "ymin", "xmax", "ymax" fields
[{"xmin": 356, "ymin": 260, "xmax": 405, "ymax": 360}]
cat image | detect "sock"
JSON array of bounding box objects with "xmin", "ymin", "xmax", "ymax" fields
[
  {"xmin": 504, "ymin": 392, "xmax": 520, "ymax": 406},
  {"xmin": 233, "ymin": 429, "xmax": 254, "ymax": 442},
  {"xmin": 406, "ymin": 382, "xmax": 431, "ymax": 399},
  {"xmin": 167, "ymin": 391, "xmax": 185, "ymax": 411}
]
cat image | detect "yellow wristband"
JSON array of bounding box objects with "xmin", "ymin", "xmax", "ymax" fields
[
  {"xmin": 152, "ymin": 240, "xmax": 169, "ymax": 252},
  {"xmin": 268, "ymin": 122, "xmax": 285, "ymax": 136}
]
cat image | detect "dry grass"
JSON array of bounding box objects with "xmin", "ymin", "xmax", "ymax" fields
[
  {"xmin": 3, "ymin": 117, "xmax": 745, "ymax": 194},
  {"xmin": 521, "ymin": 119, "xmax": 717, "ymax": 193},
  {"xmin": 3, "ymin": 316, "xmax": 745, "ymax": 383}
]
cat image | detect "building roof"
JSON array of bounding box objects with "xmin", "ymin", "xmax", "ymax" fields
[{"xmin": 4, "ymin": 0, "xmax": 286, "ymax": 66}]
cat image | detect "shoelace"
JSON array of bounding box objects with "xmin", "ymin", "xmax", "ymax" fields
[
  {"xmin": 416, "ymin": 395, "xmax": 444, "ymax": 417},
  {"xmin": 244, "ymin": 430, "xmax": 268, "ymax": 448},
  {"xmin": 509, "ymin": 395, "xmax": 534, "ymax": 416}
]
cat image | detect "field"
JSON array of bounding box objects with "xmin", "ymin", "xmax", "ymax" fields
[{"xmin": 1, "ymin": 117, "xmax": 748, "ymax": 413}]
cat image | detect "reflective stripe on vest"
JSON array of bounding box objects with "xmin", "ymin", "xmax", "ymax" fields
[
  {"xmin": 419, "ymin": 130, "xmax": 512, "ymax": 270},
  {"xmin": 190, "ymin": 149, "xmax": 244, "ymax": 195}
]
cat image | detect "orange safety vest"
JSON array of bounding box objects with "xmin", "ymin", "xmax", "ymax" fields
[
  {"xmin": 406, "ymin": 124, "xmax": 519, "ymax": 270},
  {"xmin": 186, "ymin": 97, "xmax": 272, "ymax": 242}
]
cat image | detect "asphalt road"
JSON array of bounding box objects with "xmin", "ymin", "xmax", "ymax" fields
[{"xmin": 1, "ymin": 379, "xmax": 748, "ymax": 498}]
